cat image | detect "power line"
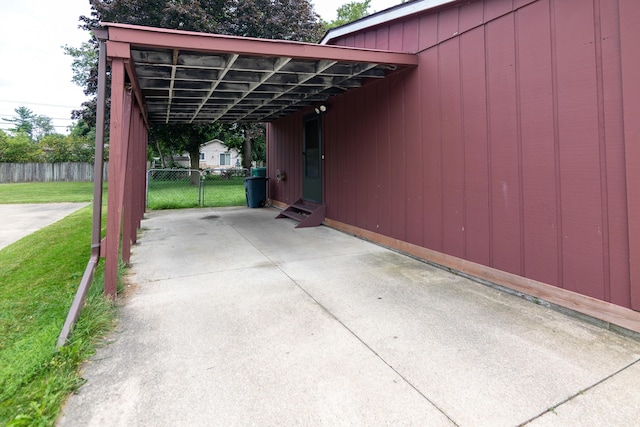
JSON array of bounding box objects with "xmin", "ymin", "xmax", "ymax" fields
[
  {"xmin": 0, "ymin": 124, "xmax": 72, "ymax": 130},
  {"xmin": 0, "ymin": 100, "xmax": 85, "ymax": 109},
  {"xmin": 0, "ymin": 115, "xmax": 76, "ymax": 121}
]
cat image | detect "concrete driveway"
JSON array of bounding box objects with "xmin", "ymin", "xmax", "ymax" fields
[
  {"xmin": 0, "ymin": 203, "xmax": 88, "ymax": 250},
  {"xmin": 57, "ymin": 207, "xmax": 640, "ymax": 426}
]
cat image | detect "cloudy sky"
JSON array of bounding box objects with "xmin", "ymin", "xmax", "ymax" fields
[{"xmin": 0, "ymin": 0, "xmax": 401, "ymax": 135}]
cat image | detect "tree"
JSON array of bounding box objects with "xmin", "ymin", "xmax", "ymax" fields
[
  {"xmin": 2, "ymin": 107, "xmax": 35, "ymax": 140},
  {"xmin": 32, "ymin": 115, "xmax": 55, "ymax": 142},
  {"xmin": 40, "ymin": 134, "xmax": 73, "ymax": 163},
  {"xmin": 0, "ymin": 132, "xmax": 42, "ymax": 163},
  {"xmin": 71, "ymin": 0, "xmax": 324, "ymax": 167},
  {"xmin": 40, "ymin": 132, "xmax": 95, "ymax": 163},
  {"xmin": 228, "ymin": 0, "xmax": 324, "ymax": 41},
  {"xmin": 323, "ymin": 0, "xmax": 371, "ymax": 29},
  {"xmin": 1, "ymin": 107, "xmax": 55, "ymax": 142},
  {"xmin": 150, "ymin": 123, "xmax": 225, "ymax": 184},
  {"xmin": 62, "ymin": 42, "xmax": 99, "ymax": 88}
]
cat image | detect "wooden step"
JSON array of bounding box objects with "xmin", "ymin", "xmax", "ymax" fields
[
  {"xmin": 278, "ymin": 209, "xmax": 306, "ymax": 222},
  {"xmin": 276, "ymin": 199, "xmax": 325, "ymax": 228},
  {"xmin": 290, "ymin": 203, "xmax": 314, "ymax": 214}
]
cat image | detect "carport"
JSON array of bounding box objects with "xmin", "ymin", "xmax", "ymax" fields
[
  {"xmin": 58, "ymin": 23, "xmax": 417, "ymax": 346},
  {"xmin": 56, "ymin": 206, "xmax": 640, "ymax": 425}
]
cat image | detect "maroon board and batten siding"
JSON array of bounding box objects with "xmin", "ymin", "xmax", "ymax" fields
[{"xmin": 266, "ymin": 0, "xmax": 640, "ymax": 311}]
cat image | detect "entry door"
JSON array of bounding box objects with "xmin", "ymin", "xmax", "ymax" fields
[{"xmin": 302, "ymin": 115, "xmax": 322, "ymax": 203}]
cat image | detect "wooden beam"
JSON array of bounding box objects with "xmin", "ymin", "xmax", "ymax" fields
[
  {"xmin": 324, "ymin": 218, "xmax": 640, "ymax": 335},
  {"xmin": 106, "ymin": 40, "xmax": 131, "ymax": 59},
  {"xmin": 104, "ymin": 22, "xmax": 419, "ymax": 67}
]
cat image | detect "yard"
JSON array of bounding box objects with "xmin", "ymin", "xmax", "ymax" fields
[
  {"xmin": 147, "ymin": 173, "xmax": 247, "ymax": 209},
  {"xmin": 0, "ymin": 199, "xmax": 115, "ymax": 426}
]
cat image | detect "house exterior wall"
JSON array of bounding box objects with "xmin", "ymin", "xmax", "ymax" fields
[
  {"xmin": 267, "ymin": 0, "xmax": 639, "ymax": 310},
  {"xmin": 199, "ymin": 140, "xmax": 240, "ymax": 169}
]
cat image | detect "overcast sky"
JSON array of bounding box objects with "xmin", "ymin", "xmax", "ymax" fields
[{"xmin": 0, "ymin": 0, "xmax": 401, "ymax": 135}]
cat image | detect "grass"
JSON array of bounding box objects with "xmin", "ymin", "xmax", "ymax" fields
[
  {"xmin": 0, "ymin": 182, "xmax": 96, "ymax": 204},
  {"xmin": 202, "ymin": 176, "xmax": 247, "ymax": 207},
  {"xmin": 0, "ymin": 203, "xmax": 119, "ymax": 426},
  {"xmin": 148, "ymin": 176, "xmax": 246, "ymax": 209},
  {"xmin": 1, "ymin": 179, "xmax": 245, "ymax": 210}
]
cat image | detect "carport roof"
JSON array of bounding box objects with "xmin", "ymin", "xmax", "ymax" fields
[{"xmin": 102, "ymin": 23, "xmax": 418, "ymax": 124}]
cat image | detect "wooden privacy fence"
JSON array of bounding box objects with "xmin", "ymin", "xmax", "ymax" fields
[{"xmin": 0, "ymin": 162, "xmax": 109, "ymax": 183}]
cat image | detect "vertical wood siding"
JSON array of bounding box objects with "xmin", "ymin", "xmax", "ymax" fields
[
  {"xmin": 267, "ymin": 0, "xmax": 635, "ymax": 309},
  {"xmin": 267, "ymin": 116, "xmax": 302, "ymax": 205}
]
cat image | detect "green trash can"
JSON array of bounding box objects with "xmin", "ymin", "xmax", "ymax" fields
[
  {"xmin": 244, "ymin": 176, "xmax": 268, "ymax": 208},
  {"xmin": 251, "ymin": 167, "xmax": 267, "ymax": 177}
]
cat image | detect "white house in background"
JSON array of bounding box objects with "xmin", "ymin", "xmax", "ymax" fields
[{"xmin": 198, "ymin": 139, "xmax": 240, "ymax": 169}]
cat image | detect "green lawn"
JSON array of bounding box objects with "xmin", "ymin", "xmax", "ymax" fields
[
  {"xmin": 202, "ymin": 176, "xmax": 247, "ymax": 207},
  {"xmin": 0, "ymin": 182, "xmax": 96, "ymax": 204},
  {"xmin": 0, "ymin": 199, "xmax": 116, "ymax": 426},
  {"xmin": 147, "ymin": 176, "xmax": 246, "ymax": 209},
  {"xmin": 1, "ymin": 179, "xmax": 246, "ymax": 210}
]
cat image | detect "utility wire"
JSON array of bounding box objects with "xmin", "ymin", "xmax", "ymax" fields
[{"xmin": 0, "ymin": 100, "xmax": 84, "ymax": 109}]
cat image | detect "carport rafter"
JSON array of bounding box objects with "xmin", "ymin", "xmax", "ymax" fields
[
  {"xmin": 238, "ymin": 59, "xmax": 337, "ymax": 122},
  {"xmin": 103, "ymin": 22, "xmax": 418, "ymax": 124},
  {"xmin": 165, "ymin": 49, "xmax": 179, "ymax": 123},
  {"xmin": 207, "ymin": 56, "xmax": 292, "ymax": 123}
]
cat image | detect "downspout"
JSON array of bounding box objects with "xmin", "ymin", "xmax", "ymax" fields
[{"xmin": 57, "ymin": 29, "xmax": 108, "ymax": 349}]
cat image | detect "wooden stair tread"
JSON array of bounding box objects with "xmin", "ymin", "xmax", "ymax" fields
[
  {"xmin": 279, "ymin": 210, "xmax": 306, "ymax": 222},
  {"xmin": 275, "ymin": 199, "xmax": 325, "ymax": 228},
  {"xmin": 290, "ymin": 203, "xmax": 315, "ymax": 214}
]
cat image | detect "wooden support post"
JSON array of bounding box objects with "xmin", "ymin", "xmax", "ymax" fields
[
  {"xmin": 620, "ymin": 0, "xmax": 640, "ymax": 311},
  {"xmin": 105, "ymin": 58, "xmax": 133, "ymax": 298},
  {"xmin": 122, "ymin": 104, "xmax": 137, "ymax": 265}
]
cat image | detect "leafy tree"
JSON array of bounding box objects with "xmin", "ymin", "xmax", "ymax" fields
[
  {"xmin": 70, "ymin": 0, "xmax": 323, "ymax": 168},
  {"xmin": 62, "ymin": 42, "xmax": 99, "ymax": 88},
  {"xmin": 40, "ymin": 133, "xmax": 95, "ymax": 163},
  {"xmin": 0, "ymin": 119, "xmax": 97, "ymax": 163},
  {"xmin": 1, "ymin": 107, "xmax": 55, "ymax": 143},
  {"xmin": 68, "ymin": 118, "xmax": 96, "ymax": 142},
  {"xmin": 228, "ymin": 0, "xmax": 324, "ymax": 41},
  {"xmin": 40, "ymin": 134, "xmax": 73, "ymax": 163},
  {"xmin": 0, "ymin": 129, "xmax": 9, "ymax": 160},
  {"xmin": 235, "ymin": 123, "xmax": 267, "ymax": 168},
  {"xmin": 324, "ymin": 0, "xmax": 371, "ymax": 29},
  {"xmin": 32, "ymin": 115, "xmax": 55, "ymax": 142},
  {"xmin": 0, "ymin": 132, "xmax": 42, "ymax": 162},
  {"xmin": 150, "ymin": 123, "xmax": 226, "ymax": 183},
  {"xmin": 2, "ymin": 107, "xmax": 35, "ymax": 141}
]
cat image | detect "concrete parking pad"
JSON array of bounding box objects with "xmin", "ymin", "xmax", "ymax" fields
[
  {"xmin": 57, "ymin": 207, "xmax": 640, "ymax": 426},
  {"xmin": 0, "ymin": 203, "xmax": 88, "ymax": 250}
]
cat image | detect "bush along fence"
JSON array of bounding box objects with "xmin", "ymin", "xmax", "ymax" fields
[{"xmin": 0, "ymin": 162, "xmax": 109, "ymax": 183}]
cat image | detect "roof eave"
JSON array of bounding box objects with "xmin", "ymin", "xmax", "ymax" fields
[{"xmin": 320, "ymin": 0, "xmax": 458, "ymax": 46}]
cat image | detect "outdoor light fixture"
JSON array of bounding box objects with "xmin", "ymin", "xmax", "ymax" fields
[{"xmin": 315, "ymin": 105, "xmax": 327, "ymax": 114}]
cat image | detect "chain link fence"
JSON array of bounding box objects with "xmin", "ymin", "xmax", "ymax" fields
[{"xmin": 146, "ymin": 168, "xmax": 249, "ymax": 210}]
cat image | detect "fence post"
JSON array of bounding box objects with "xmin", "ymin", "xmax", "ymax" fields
[
  {"xmin": 146, "ymin": 169, "xmax": 151, "ymax": 209},
  {"xmin": 199, "ymin": 171, "xmax": 205, "ymax": 207}
]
